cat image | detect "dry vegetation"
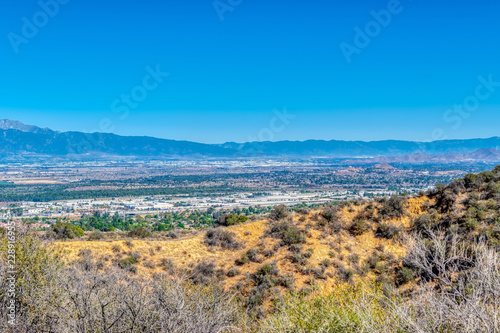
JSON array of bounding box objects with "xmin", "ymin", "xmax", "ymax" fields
[{"xmin": 2, "ymin": 166, "xmax": 500, "ymax": 332}]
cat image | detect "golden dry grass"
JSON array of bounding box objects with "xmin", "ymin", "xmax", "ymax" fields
[{"xmin": 55, "ymin": 197, "xmax": 427, "ymax": 290}]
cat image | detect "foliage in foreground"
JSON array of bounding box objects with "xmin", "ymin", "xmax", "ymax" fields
[
  {"xmin": 263, "ymin": 233, "xmax": 500, "ymax": 333},
  {"xmin": 262, "ymin": 283, "xmax": 402, "ymax": 333},
  {"xmin": 0, "ymin": 226, "xmax": 245, "ymax": 333}
]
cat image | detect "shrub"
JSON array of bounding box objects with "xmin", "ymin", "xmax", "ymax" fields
[
  {"xmin": 411, "ymin": 212, "xmax": 440, "ymax": 232},
  {"xmin": 166, "ymin": 230, "xmax": 179, "ymax": 239},
  {"xmin": 143, "ymin": 261, "xmax": 156, "ymax": 269},
  {"xmin": 464, "ymin": 173, "xmax": 485, "ymax": 190},
  {"xmin": 269, "ymin": 205, "xmax": 289, "ymax": 221},
  {"xmin": 204, "ymin": 228, "xmax": 244, "ymax": 250},
  {"xmin": 395, "ymin": 267, "xmax": 414, "ymax": 285},
  {"xmin": 252, "ymin": 263, "xmax": 281, "ymax": 287},
  {"xmin": 296, "ymin": 207, "xmax": 310, "ymax": 215},
  {"xmin": 282, "ymin": 226, "xmax": 306, "ymax": 245},
  {"xmin": 263, "ymin": 248, "xmax": 276, "ymax": 258},
  {"xmin": 350, "ymin": 219, "xmax": 371, "ymax": 236},
  {"xmin": 128, "ymin": 227, "xmax": 152, "ymax": 239},
  {"xmin": 119, "ymin": 255, "xmax": 138, "ymax": 268},
  {"xmin": 376, "ymin": 223, "xmax": 400, "ymax": 239},
  {"xmin": 227, "ymin": 267, "xmax": 241, "ymax": 277},
  {"xmin": 160, "ymin": 258, "xmax": 176, "ymax": 274},
  {"xmin": 124, "ymin": 240, "xmax": 134, "ymax": 248},
  {"xmin": 321, "ymin": 205, "xmax": 339, "ymax": 222},
  {"xmin": 267, "ymin": 219, "xmax": 306, "ymax": 245},
  {"xmin": 78, "ymin": 248, "xmax": 92, "ymax": 257},
  {"xmin": 348, "ymin": 253, "xmax": 360, "ymax": 265},
  {"xmin": 378, "ymin": 196, "xmax": 407, "ymax": 219},
  {"xmin": 463, "ymin": 217, "xmax": 479, "ymax": 232},
  {"xmin": 356, "ymin": 204, "xmax": 380, "ymax": 223},
  {"xmin": 289, "ymin": 252, "xmax": 309, "ymax": 266},
  {"xmin": 88, "ymin": 230, "xmax": 104, "ymax": 241},
  {"xmin": 337, "ymin": 266, "xmax": 354, "ymax": 282},
  {"xmin": 306, "ymin": 266, "xmax": 326, "ymax": 280},
  {"xmin": 367, "ymin": 254, "xmax": 381, "ymax": 270},
  {"xmin": 190, "ymin": 260, "xmax": 221, "ymax": 285},
  {"xmin": 235, "ymin": 253, "xmax": 249, "ymax": 266},
  {"xmin": 51, "ymin": 222, "xmax": 84, "ymax": 239},
  {"xmin": 218, "ymin": 214, "xmax": 248, "ymax": 226},
  {"xmin": 268, "ymin": 220, "xmax": 290, "ymax": 236},
  {"xmin": 246, "ymin": 248, "xmax": 261, "ymax": 262},
  {"xmin": 320, "ymin": 259, "xmax": 332, "ymax": 268}
]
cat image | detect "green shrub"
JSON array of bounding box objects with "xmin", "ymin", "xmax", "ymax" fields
[
  {"xmin": 411, "ymin": 212, "xmax": 440, "ymax": 232},
  {"xmin": 367, "ymin": 254, "xmax": 381, "ymax": 270},
  {"xmin": 378, "ymin": 196, "xmax": 407, "ymax": 219},
  {"xmin": 218, "ymin": 214, "xmax": 248, "ymax": 226},
  {"xmin": 350, "ymin": 219, "xmax": 370, "ymax": 236},
  {"xmin": 289, "ymin": 252, "xmax": 309, "ymax": 266},
  {"xmin": 252, "ymin": 263, "xmax": 281, "ymax": 287},
  {"xmin": 337, "ymin": 266, "xmax": 354, "ymax": 282},
  {"xmin": 463, "ymin": 218, "xmax": 479, "ymax": 232},
  {"xmin": 235, "ymin": 253, "xmax": 249, "ymax": 266},
  {"xmin": 51, "ymin": 222, "xmax": 84, "ymax": 239},
  {"xmin": 282, "ymin": 226, "xmax": 306, "ymax": 245},
  {"xmin": 396, "ymin": 267, "xmax": 414, "ymax": 285},
  {"xmin": 119, "ymin": 255, "xmax": 138, "ymax": 268}
]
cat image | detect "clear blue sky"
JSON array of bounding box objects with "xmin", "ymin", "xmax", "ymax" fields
[{"xmin": 1, "ymin": 0, "xmax": 499, "ymax": 143}]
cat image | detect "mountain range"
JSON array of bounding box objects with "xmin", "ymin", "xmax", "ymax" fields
[
  {"xmin": 343, "ymin": 148, "xmax": 500, "ymax": 164},
  {"xmin": 1, "ymin": 119, "xmax": 500, "ymax": 161}
]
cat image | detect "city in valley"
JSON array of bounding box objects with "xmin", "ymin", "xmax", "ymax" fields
[{"xmin": 0, "ymin": 158, "xmax": 486, "ymax": 231}]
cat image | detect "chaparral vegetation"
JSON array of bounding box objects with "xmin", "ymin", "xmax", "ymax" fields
[{"xmin": 1, "ymin": 166, "xmax": 500, "ymax": 332}]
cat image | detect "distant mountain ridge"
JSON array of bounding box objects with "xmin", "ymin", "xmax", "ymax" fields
[
  {"xmin": 0, "ymin": 119, "xmax": 50, "ymax": 133},
  {"xmin": 343, "ymin": 148, "xmax": 500, "ymax": 164},
  {"xmin": 1, "ymin": 119, "xmax": 500, "ymax": 160}
]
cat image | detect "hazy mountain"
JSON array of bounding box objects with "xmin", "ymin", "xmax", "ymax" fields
[
  {"xmin": 344, "ymin": 148, "xmax": 500, "ymax": 164},
  {"xmin": 1, "ymin": 120, "xmax": 500, "ymax": 160},
  {"xmin": 0, "ymin": 119, "xmax": 48, "ymax": 133},
  {"xmin": 222, "ymin": 139, "xmax": 500, "ymax": 157},
  {"xmin": 0, "ymin": 120, "xmax": 233, "ymax": 158}
]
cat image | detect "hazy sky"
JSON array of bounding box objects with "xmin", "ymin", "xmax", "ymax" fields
[{"xmin": 1, "ymin": 0, "xmax": 500, "ymax": 143}]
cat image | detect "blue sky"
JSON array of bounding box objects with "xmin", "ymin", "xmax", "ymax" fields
[{"xmin": 1, "ymin": 0, "xmax": 500, "ymax": 143}]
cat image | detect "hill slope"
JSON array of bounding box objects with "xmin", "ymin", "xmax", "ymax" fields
[{"xmin": 8, "ymin": 165, "xmax": 500, "ymax": 332}]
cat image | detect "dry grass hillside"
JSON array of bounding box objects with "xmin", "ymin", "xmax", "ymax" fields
[
  {"xmin": 4, "ymin": 167, "xmax": 500, "ymax": 332},
  {"xmin": 55, "ymin": 195, "xmax": 435, "ymax": 313}
]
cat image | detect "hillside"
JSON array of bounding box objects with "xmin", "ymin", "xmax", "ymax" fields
[
  {"xmin": 3, "ymin": 166, "xmax": 500, "ymax": 332},
  {"xmin": 55, "ymin": 164, "xmax": 500, "ymax": 316}
]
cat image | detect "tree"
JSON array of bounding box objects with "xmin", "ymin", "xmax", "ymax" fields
[{"xmin": 51, "ymin": 222, "xmax": 84, "ymax": 239}]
